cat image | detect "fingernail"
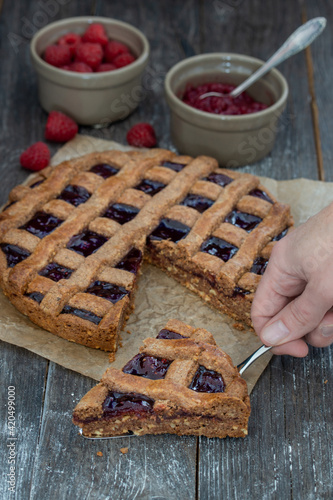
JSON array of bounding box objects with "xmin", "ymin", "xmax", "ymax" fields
[
  {"xmin": 261, "ymin": 320, "xmax": 290, "ymax": 345},
  {"xmin": 320, "ymin": 325, "xmax": 333, "ymax": 338}
]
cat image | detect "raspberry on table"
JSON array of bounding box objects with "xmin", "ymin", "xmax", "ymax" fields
[
  {"xmin": 45, "ymin": 111, "xmax": 78, "ymax": 142},
  {"xmin": 44, "ymin": 44, "xmax": 71, "ymax": 67},
  {"xmin": 68, "ymin": 61, "xmax": 93, "ymax": 73},
  {"xmin": 104, "ymin": 40, "xmax": 129, "ymax": 62},
  {"xmin": 96, "ymin": 63, "xmax": 116, "ymax": 72},
  {"xmin": 58, "ymin": 32, "xmax": 82, "ymax": 57},
  {"xmin": 75, "ymin": 42, "xmax": 103, "ymax": 71},
  {"xmin": 20, "ymin": 142, "xmax": 50, "ymax": 171},
  {"xmin": 126, "ymin": 123, "xmax": 157, "ymax": 148},
  {"xmin": 113, "ymin": 52, "xmax": 136, "ymax": 68},
  {"xmin": 82, "ymin": 23, "xmax": 108, "ymax": 46}
]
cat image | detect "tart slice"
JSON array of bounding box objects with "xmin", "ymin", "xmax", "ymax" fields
[{"xmin": 73, "ymin": 319, "xmax": 251, "ymax": 439}]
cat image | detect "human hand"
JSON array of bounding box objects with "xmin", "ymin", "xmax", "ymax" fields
[{"xmin": 251, "ymin": 203, "xmax": 333, "ymax": 356}]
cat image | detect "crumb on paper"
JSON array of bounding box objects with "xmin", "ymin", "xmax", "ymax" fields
[
  {"xmin": 109, "ymin": 352, "xmax": 115, "ymax": 362},
  {"xmin": 97, "ymin": 451, "xmax": 103, "ymax": 457},
  {"xmin": 127, "ymin": 330, "xmax": 132, "ymax": 335},
  {"xmin": 233, "ymin": 322, "xmax": 245, "ymax": 331},
  {"xmin": 120, "ymin": 447, "xmax": 129, "ymax": 454}
]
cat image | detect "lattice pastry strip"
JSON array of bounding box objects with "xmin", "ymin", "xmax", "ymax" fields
[{"xmin": 73, "ymin": 320, "xmax": 250, "ymax": 439}]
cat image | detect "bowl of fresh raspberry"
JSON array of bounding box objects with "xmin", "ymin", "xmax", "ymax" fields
[
  {"xmin": 165, "ymin": 53, "xmax": 288, "ymax": 167},
  {"xmin": 30, "ymin": 17, "xmax": 150, "ymax": 125}
]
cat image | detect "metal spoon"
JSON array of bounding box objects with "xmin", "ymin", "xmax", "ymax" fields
[{"xmin": 199, "ymin": 16, "xmax": 326, "ymax": 100}]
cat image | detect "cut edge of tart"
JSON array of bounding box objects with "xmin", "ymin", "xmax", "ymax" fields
[{"xmin": 73, "ymin": 319, "xmax": 251, "ymax": 439}]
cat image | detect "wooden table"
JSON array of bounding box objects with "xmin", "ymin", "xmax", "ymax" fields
[{"xmin": 0, "ymin": 1, "xmax": 332, "ymax": 499}]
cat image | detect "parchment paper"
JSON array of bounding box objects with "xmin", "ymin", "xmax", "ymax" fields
[{"xmin": 1, "ymin": 135, "xmax": 332, "ymax": 393}]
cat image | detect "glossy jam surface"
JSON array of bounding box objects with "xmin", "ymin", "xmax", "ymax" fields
[
  {"xmin": 39, "ymin": 262, "xmax": 73, "ymax": 281},
  {"xmin": 148, "ymin": 218, "xmax": 190, "ymax": 244},
  {"xmin": 161, "ymin": 160, "xmax": 185, "ymax": 172},
  {"xmin": 182, "ymin": 82, "xmax": 268, "ymax": 115},
  {"xmin": 251, "ymin": 257, "xmax": 268, "ymax": 275},
  {"xmin": 103, "ymin": 203, "xmax": 140, "ymax": 224},
  {"xmin": 61, "ymin": 305, "xmax": 101, "ymax": 325},
  {"xmin": 156, "ymin": 329, "xmax": 185, "ymax": 340},
  {"xmin": 90, "ymin": 163, "xmax": 118, "ymax": 178},
  {"xmin": 201, "ymin": 236, "xmax": 238, "ymax": 262},
  {"xmin": 272, "ymin": 228, "xmax": 288, "ymax": 241},
  {"xmin": 102, "ymin": 391, "xmax": 155, "ymax": 416},
  {"xmin": 232, "ymin": 286, "xmax": 251, "ymax": 297},
  {"xmin": 189, "ymin": 365, "xmax": 225, "ymax": 393},
  {"xmin": 30, "ymin": 180, "xmax": 44, "ymax": 188},
  {"xmin": 225, "ymin": 210, "xmax": 262, "ymax": 232},
  {"xmin": 135, "ymin": 179, "xmax": 166, "ymax": 196},
  {"xmin": 25, "ymin": 292, "xmax": 44, "ymax": 304},
  {"xmin": 20, "ymin": 212, "xmax": 63, "ymax": 239},
  {"xmin": 249, "ymin": 188, "xmax": 273, "ymax": 204},
  {"xmin": 86, "ymin": 281, "xmax": 128, "ymax": 303},
  {"xmin": 204, "ymin": 172, "xmax": 233, "ymax": 187},
  {"xmin": 67, "ymin": 230, "xmax": 108, "ymax": 257},
  {"xmin": 115, "ymin": 248, "xmax": 142, "ymax": 274},
  {"xmin": 181, "ymin": 194, "xmax": 214, "ymax": 213},
  {"xmin": 123, "ymin": 353, "xmax": 171, "ymax": 380},
  {"xmin": 0, "ymin": 243, "xmax": 30, "ymax": 268},
  {"xmin": 57, "ymin": 184, "xmax": 91, "ymax": 207}
]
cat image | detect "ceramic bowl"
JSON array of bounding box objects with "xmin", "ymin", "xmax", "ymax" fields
[
  {"xmin": 30, "ymin": 16, "xmax": 150, "ymax": 125},
  {"xmin": 164, "ymin": 53, "xmax": 288, "ymax": 167}
]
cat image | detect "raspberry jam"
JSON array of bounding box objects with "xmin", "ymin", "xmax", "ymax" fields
[
  {"xmin": 201, "ymin": 236, "xmax": 238, "ymax": 262},
  {"xmin": 39, "ymin": 262, "xmax": 73, "ymax": 281},
  {"xmin": 148, "ymin": 218, "xmax": 190, "ymax": 244},
  {"xmin": 25, "ymin": 291, "xmax": 44, "ymax": 304},
  {"xmin": 20, "ymin": 212, "xmax": 64, "ymax": 239},
  {"xmin": 67, "ymin": 230, "xmax": 108, "ymax": 257},
  {"xmin": 249, "ymin": 188, "xmax": 273, "ymax": 204},
  {"xmin": 103, "ymin": 203, "xmax": 140, "ymax": 224},
  {"xmin": 251, "ymin": 257, "xmax": 268, "ymax": 275},
  {"xmin": 61, "ymin": 305, "xmax": 101, "ymax": 325},
  {"xmin": 90, "ymin": 163, "xmax": 118, "ymax": 178},
  {"xmin": 86, "ymin": 281, "xmax": 129, "ymax": 304},
  {"xmin": 225, "ymin": 210, "xmax": 262, "ymax": 232},
  {"xmin": 204, "ymin": 172, "xmax": 234, "ymax": 187},
  {"xmin": 181, "ymin": 194, "xmax": 214, "ymax": 213},
  {"xmin": 115, "ymin": 248, "xmax": 142, "ymax": 274},
  {"xmin": 182, "ymin": 82, "xmax": 268, "ymax": 115},
  {"xmin": 123, "ymin": 353, "xmax": 171, "ymax": 380},
  {"xmin": 161, "ymin": 161, "xmax": 185, "ymax": 172},
  {"xmin": 232, "ymin": 286, "xmax": 251, "ymax": 298},
  {"xmin": 273, "ymin": 228, "xmax": 288, "ymax": 241},
  {"xmin": 57, "ymin": 185, "xmax": 91, "ymax": 207},
  {"xmin": 156, "ymin": 329, "xmax": 185, "ymax": 340},
  {"xmin": 1, "ymin": 243, "xmax": 31, "ymax": 268},
  {"xmin": 135, "ymin": 179, "xmax": 166, "ymax": 196},
  {"xmin": 189, "ymin": 365, "xmax": 225, "ymax": 393},
  {"xmin": 102, "ymin": 392, "xmax": 154, "ymax": 417}
]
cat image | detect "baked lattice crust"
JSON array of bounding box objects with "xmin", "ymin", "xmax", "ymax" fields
[
  {"xmin": 73, "ymin": 319, "xmax": 250, "ymax": 438},
  {"xmin": 0, "ymin": 148, "xmax": 293, "ymax": 353}
]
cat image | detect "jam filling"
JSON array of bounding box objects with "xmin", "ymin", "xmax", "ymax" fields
[
  {"xmin": 25, "ymin": 291, "xmax": 44, "ymax": 304},
  {"xmin": 148, "ymin": 218, "xmax": 190, "ymax": 244},
  {"xmin": 115, "ymin": 248, "xmax": 142, "ymax": 274},
  {"xmin": 272, "ymin": 228, "xmax": 288, "ymax": 241},
  {"xmin": 249, "ymin": 188, "xmax": 273, "ymax": 204},
  {"xmin": 39, "ymin": 262, "xmax": 73, "ymax": 282},
  {"xmin": 161, "ymin": 160, "xmax": 185, "ymax": 172},
  {"xmin": 181, "ymin": 194, "xmax": 214, "ymax": 213},
  {"xmin": 135, "ymin": 179, "xmax": 166, "ymax": 196},
  {"xmin": 201, "ymin": 236, "xmax": 238, "ymax": 262},
  {"xmin": 156, "ymin": 329, "xmax": 185, "ymax": 340},
  {"xmin": 30, "ymin": 180, "xmax": 44, "ymax": 188},
  {"xmin": 20, "ymin": 212, "xmax": 64, "ymax": 239},
  {"xmin": 61, "ymin": 305, "xmax": 101, "ymax": 325},
  {"xmin": 123, "ymin": 353, "xmax": 171, "ymax": 380},
  {"xmin": 232, "ymin": 286, "xmax": 251, "ymax": 297},
  {"xmin": 103, "ymin": 203, "xmax": 140, "ymax": 224},
  {"xmin": 251, "ymin": 257, "xmax": 268, "ymax": 275},
  {"xmin": 204, "ymin": 172, "xmax": 233, "ymax": 187},
  {"xmin": 57, "ymin": 184, "xmax": 91, "ymax": 207},
  {"xmin": 86, "ymin": 281, "xmax": 129, "ymax": 304},
  {"xmin": 102, "ymin": 391, "xmax": 155, "ymax": 417},
  {"xmin": 67, "ymin": 230, "xmax": 108, "ymax": 257},
  {"xmin": 90, "ymin": 163, "xmax": 118, "ymax": 178},
  {"xmin": 225, "ymin": 210, "xmax": 262, "ymax": 232},
  {"xmin": 189, "ymin": 365, "xmax": 225, "ymax": 393},
  {"xmin": 0, "ymin": 243, "xmax": 31, "ymax": 268}
]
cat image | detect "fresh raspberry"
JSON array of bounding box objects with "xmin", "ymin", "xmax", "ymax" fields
[
  {"xmin": 68, "ymin": 61, "xmax": 93, "ymax": 73},
  {"xmin": 104, "ymin": 40, "xmax": 129, "ymax": 62},
  {"xmin": 96, "ymin": 63, "xmax": 116, "ymax": 72},
  {"xmin": 75, "ymin": 42, "xmax": 103, "ymax": 70},
  {"xmin": 113, "ymin": 52, "xmax": 135, "ymax": 68},
  {"xmin": 82, "ymin": 23, "xmax": 108, "ymax": 46},
  {"xmin": 126, "ymin": 123, "xmax": 157, "ymax": 148},
  {"xmin": 20, "ymin": 142, "xmax": 50, "ymax": 171},
  {"xmin": 58, "ymin": 32, "xmax": 82, "ymax": 57},
  {"xmin": 44, "ymin": 44, "xmax": 71, "ymax": 67},
  {"xmin": 45, "ymin": 111, "xmax": 78, "ymax": 142}
]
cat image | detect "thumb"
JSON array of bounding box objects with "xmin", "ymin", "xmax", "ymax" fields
[{"xmin": 259, "ymin": 282, "xmax": 332, "ymax": 347}]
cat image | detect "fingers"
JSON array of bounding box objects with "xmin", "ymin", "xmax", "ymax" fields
[
  {"xmin": 305, "ymin": 310, "xmax": 333, "ymax": 348},
  {"xmin": 270, "ymin": 339, "xmax": 309, "ymax": 357}
]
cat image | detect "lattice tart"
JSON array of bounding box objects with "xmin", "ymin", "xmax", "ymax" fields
[
  {"xmin": 73, "ymin": 319, "xmax": 250, "ymax": 438},
  {"xmin": 0, "ymin": 148, "xmax": 293, "ymax": 354}
]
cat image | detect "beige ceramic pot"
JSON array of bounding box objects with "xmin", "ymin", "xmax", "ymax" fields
[
  {"xmin": 165, "ymin": 53, "xmax": 288, "ymax": 167},
  {"xmin": 30, "ymin": 16, "xmax": 150, "ymax": 125}
]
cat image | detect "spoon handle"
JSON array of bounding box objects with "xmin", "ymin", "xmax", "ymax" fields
[
  {"xmin": 230, "ymin": 17, "xmax": 326, "ymax": 98},
  {"xmin": 237, "ymin": 344, "xmax": 272, "ymax": 376}
]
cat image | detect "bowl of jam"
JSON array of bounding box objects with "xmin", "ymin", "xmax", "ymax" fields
[{"xmin": 165, "ymin": 53, "xmax": 288, "ymax": 167}]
